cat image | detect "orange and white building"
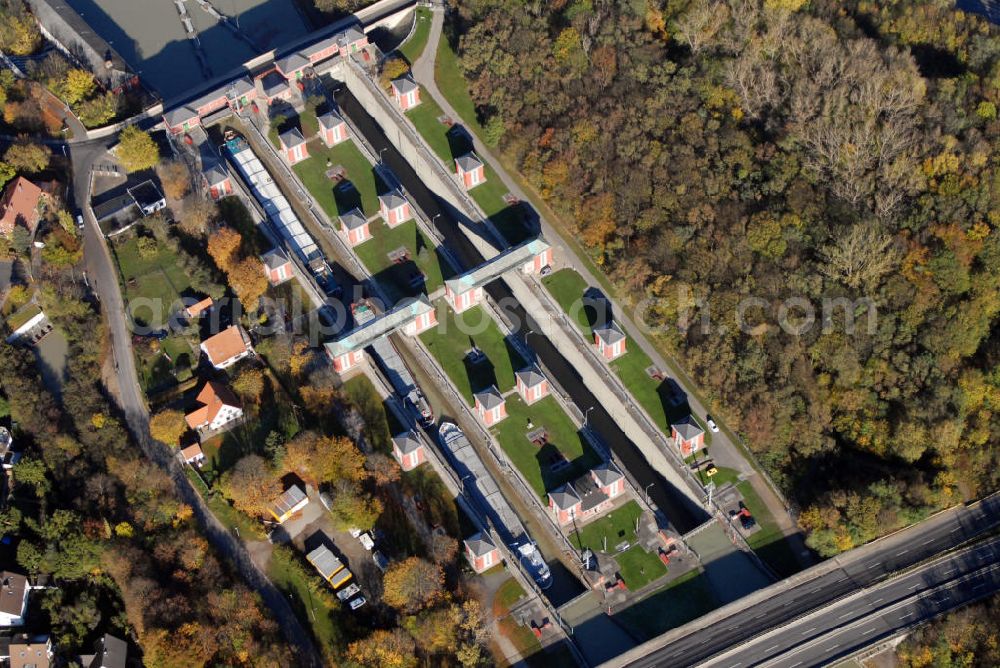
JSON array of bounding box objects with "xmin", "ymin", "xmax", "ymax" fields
[
  {"xmin": 185, "ymin": 381, "xmax": 243, "ymax": 435},
  {"xmin": 391, "ymin": 431, "xmax": 426, "ymax": 471},
  {"xmin": 324, "ymin": 297, "xmax": 436, "ymax": 374},
  {"xmin": 391, "ymin": 76, "xmax": 421, "ymax": 111},
  {"xmin": 203, "ymin": 164, "xmax": 233, "ymax": 200},
  {"xmin": 183, "ymin": 296, "xmax": 214, "ymax": 320},
  {"xmin": 474, "ymin": 386, "xmax": 507, "ymax": 426},
  {"xmin": 279, "ymin": 128, "xmax": 308, "ymax": 165},
  {"xmin": 593, "ymin": 321, "xmax": 626, "ymax": 361},
  {"xmin": 180, "ymin": 443, "xmax": 206, "ymax": 466},
  {"xmin": 671, "ymin": 416, "xmax": 705, "ymax": 456},
  {"xmin": 549, "ymin": 462, "xmax": 626, "ymax": 526},
  {"xmin": 378, "ymin": 190, "xmax": 411, "ymax": 228},
  {"xmin": 464, "ymin": 532, "xmax": 501, "ymax": 573},
  {"xmin": 261, "ymin": 248, "xmax": 293, "ymax": 285},
  {"xmin": 339, "ymin": 208, "xmax": 371, "ymax": 246},
  {"xmin": 317, "ymin": 111, "xmax": 348, "ymax": 147},
  {"xmin": 455, "ymin": 153, "xmax": 485, "ymax": 189},
  {"xmin": 200, "ymin": 325, "xmax": 254, "ymax": 370},
  {"xmin": 515, "ymin": 366, "xmax": 549, "ymax": 405}
]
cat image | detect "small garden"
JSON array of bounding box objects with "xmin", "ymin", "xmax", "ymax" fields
[
  {"xmin": 353, "ymin": 219, "xmax": 454, "ymax": 302},
  {"xmin": 419, "ymin": 300, "xmax": 524, "ymax": 404},
  {"xmin": 491, "ymin": 393, "xmax": 599, "ymax": 498},
  {"xmin": 293, "ymin": 138, "xmax": 383, "ymax": 222}
]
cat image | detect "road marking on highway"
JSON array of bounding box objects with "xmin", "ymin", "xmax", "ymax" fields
[
  {"xmin": 973, "ymin": 582, "xmax": 989, "ymax": 590},
  {"xmin": 789, "ymin": 662, "xmax": 803, "ymax": 668},
  {"xmin": 909, "ymin": 584, "xmax": 922, "ymax": 590},
  {"xmin": 951, "ymin": 527, "xmax": 962, "ymax": 533},
  {"xmin": 826, "ymin": 643, "xmax": 840, "ymax": 650},
  {"xmin": 872, "ymin": 597, "xmax": 884, "ymax": 603},
  {"xmin": 899, "ymin": 612, "xmax": 914, "ymax": 619},
  {"xmin": 765, "ymin": 645, "xmax": 779, "ymax": 652},
  {"xmin": 839, "ymin": 611, "xmax": 854, "ymax": 619},
  {"xmin": 810, "ymin": 586, "xmax": 822, "ymax": 593},
  {"xmin": 862, "ymin": 628, "xmax": 877, "ymax": 635},
  {"xmin": 801, "ymin": 627, "xmax": 816, "ymax": 636},
  {"xmin": 922, "ymin": 538, "xmax": 935, "ymax": 545},
  {"xmin": 896, "ymin": 549, "xmax": 910, "ymax": 556},
  {"xmin": 942, "ymin": 568, "xmax": 956, "ymax": 576},
  {"xmin": 868, "ymin": 562, "xmax": 881, "ymax": 569}
]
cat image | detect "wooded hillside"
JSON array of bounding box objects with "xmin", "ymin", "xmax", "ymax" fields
[{"xmin": 451, "ymin": 0, "xmax": 1000, "ymax": 555}]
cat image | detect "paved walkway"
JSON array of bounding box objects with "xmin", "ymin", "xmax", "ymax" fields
[{"xmin": 409, "ymin": 8, "xmax": 812, "ymax": 570}]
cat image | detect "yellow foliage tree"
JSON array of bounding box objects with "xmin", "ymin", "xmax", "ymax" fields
[
  {"xmin": 348, "ymin": 628, "xmax": 418, "ymax": 668},
  {"xmin": 228, "ymin": 256, "xmax": 268, "ymax": 310},
  {"xmin": 61, "ymin": 69, "xmax": 96, "ymax": 105},
  {"xmin": 116, "ymin": 127, "xmax": 160, "ymax": 173},
  {"xmin": 149, "ymin": 409, "xmax": 188, "ymax": 446},
  {"xmin": 382, "ymin": 557, "xmax": 444, "ymax": 613}
]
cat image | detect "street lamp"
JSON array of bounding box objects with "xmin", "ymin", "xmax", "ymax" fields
[
  {"xmin": 584, "ymin": 406, "xmax": 595, "ymax": 426},
  {"xmin": 644, "ymin": 483, "xmax": 654, "ymax": 506},
  {"xmin": 378, "ymin": 147, "xmax": 388, "ymax": 164}
]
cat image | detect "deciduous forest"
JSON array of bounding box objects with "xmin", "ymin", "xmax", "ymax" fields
[{"xmin": 451, "ymin": 0, "xmax": 1000, "ymax": 554}]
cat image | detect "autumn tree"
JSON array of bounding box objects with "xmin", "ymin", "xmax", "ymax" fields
[
  {"xmin": 149, "ymin": 409, "xmax": 188, "ymax": 446},
  {"xmin": 0, "ymin": 161, "xmax": 14, "ymax": 190},
  {"xmin": 206, "ymin": 226, "xmax": 243, "ymax": 271},
  {"xmin": 60, "ymin": 69, "xmax": 96, "ymax": 105},
  {"xmin": 380, "ymin": 56, "xmax": 410, "ymax": 90},
  {"xmin": 217, "ymin": 455, "xmax": 281, "ymax": 518},
  {"xmin": 157, "ymin": 160, "xmax": 192, "ymax": 200},
  {"xmin": 4, "ymin": 139, "xmax": 48, "ymax": 173},
  {"xmin": 116, "ymin": 126, "xmax": 159, "ymax": 173},
  {"xmin": 283, "ymin": 431, "xmax": 367, "ymax": 486},
  {"xmin": 382, "ymin": 557, "xmax": 444, "ymax": 613},
  {"xmin": 178, "ymin": 196, "xmax": 216, "ymax": 237},
  {"xmin": 327, "ymin": 481, "xmax": 382, "ymax": 531},
  {"xmin": 227, "ymin": 256, "xmax": 268, "ymax": 310},
  {"xmin": 0, "ymin": 3, "xmax": 41, "ymax": 56},
  {"xmin": 232, "ymin": 367, "xmax": 265, "ymax": 403},
  {"xmin": 348, "ymin": 628, "xmax": 418, "ymax": 668},
  {"xmin": 76, "ymin": 92, "xmax": 116, "ymax": 128}
]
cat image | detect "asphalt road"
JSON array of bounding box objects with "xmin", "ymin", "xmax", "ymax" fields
[
  {"xmin": 68, "ymin": 139, "xmax": 326, "ymax": 668},
  {"xmin": 612, "ymin": 494, "xmax": 1000, "ymax": 668},
  {"xmin": 707, "ymin": 536, "xmax": 1000, "ymax": 668},
  {"xmin": 335, "ymin": 87, "xmax": 708, "ymax": 533}
]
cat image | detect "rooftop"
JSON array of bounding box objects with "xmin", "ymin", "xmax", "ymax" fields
[
  {"xmin": 516, "ymin": 365, "xmax": 545, "ymax": 388},
  {"xmin": 306, "ymin": 543, "xmax": 345, "ymax": 579},
  {"xmin": 391, "ymin": 76, "xmax": 419, "ymax": 95},
  {"xmin": 279, "ymin": 127, "xmax": 306, "ymax": 149},
  {"xmin": 393, "ymin": 431, "xmax": 422, "ymax": 455},
  {"xmin": 378, "ymin": 190, "xmax": 407, "ymax": 210},
  {"xmin": 594, "ymin": 320, "xmax": 625, "ymax": 345},
  {"xmin": 275, "ymin": 51, "xmax": 310, "ymax": 75},
  {"xmin": 455, "ymin": 152, "xmax": 483, "ymax": 172},
  {"xmin": 261, "ymin": 247, "xmax": 290, "ymax": 270},
  {"xmin": 324, "ymin": 296, "xmax": 434, "ymax": 357},
  {"xmin": 445, "ymin": 237, "xmax": 550, "ymax": 294},
  {"xmin": 185, "ymin": 381, "xmax": 241, "ymax": 430},
  {"xmin": 474, "ymin": 385, "xmax": 504, "ymax": 410},
  {"xmin": 339, "ymin": 208, "xmax": 368, "ymax": 230},
  {"xmin": 464, "ymin": 531, "xmax": 496, "ymax": 557},
  {"xmin": 271, "ymin": 484, "xmax": 307, "ymax": 518},
  {"xmin": 261, "ymin": 71, "xmax": 291, "ymax": 98},
  {"xmin": 317, "ymin": 110, "xmax": 345, "ymax": 130},
  {"xmin": 672, "ymin": 416, "xmax": 704, "ymax": 441},
  {"xmin": 201, "ymin": 325, "xmax": 250, "ymax": 366}
]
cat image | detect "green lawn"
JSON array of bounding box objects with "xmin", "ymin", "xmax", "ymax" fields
[
  {"xmin": 491, "ymin": 394, "xmax": 599, "ymax": 498},
  {"xmin": 494, "ymin": 577, "xmax": 526, "ymax": 611},
  {"xmin": 114, "ymin": 235, "xmax": 193, "ymax": 320},
  {"xmin": 405, "ymin": 93, "xmax": 529, "ymax": 245},
  {"xmin": 268, "ymin": 546, "xmax": 346, "ymax": 662},
  {"xmin": 419, "ymin": 300, "xmax": 524, "ymax": 404},
  {"xmin": 398, "ymin": 6, "xmax": 433, "ymax": 64},
  {"xmin": 433, "ymin": 31, "xmax": 486, "ymax": 135},
  {"xmin": 341, "ymin": 375, "xmax": 394, "ymax": 453},
  {"xmin": 616, "ymin": 544, "xmax": 668, "ymax": 590},
  {"xmin": 542, "ymin": 268, "xmax": 595, "ymax": 333},
  {"xmin": 294, "ymin": 139, "xmax": 383, "ymax": 221},
  {"xmin": 613, "ymin": 569, "xmax": 719, "ymax": 640},
  {"xmin": 737, "ymin": 480, "xmax": 802, "ymax": 578},
  {"xmin": 184, "ymin": 467, "xmax": 264, "ymax": 540},
  {"xmin": 405, "ymin": 94, "xmax": 452, "ymax": 163},
  {"xmin": 136, "ymin": 334, "xmax": 195, "ymax": 392},
  {"xmin": 571, "ymin": 500, "xmax": 644, "ymax": 553},
  {"xmin": 353, "ymin": 219, "xmax": 455, "ymax": 302}
]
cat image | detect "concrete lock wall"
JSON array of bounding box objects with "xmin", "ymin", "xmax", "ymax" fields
[{"xmin": 337, "ymin": 61, "xmax": 704, "ymax": 513}]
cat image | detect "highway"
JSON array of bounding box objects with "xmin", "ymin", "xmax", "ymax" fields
[
  {"xmin": 607, "ymin": 493, "xmax": 1000, "ymax": 668},
  {"xmin": 707, "ymin": 536, "xmax": 1000, "ymax": 668}
]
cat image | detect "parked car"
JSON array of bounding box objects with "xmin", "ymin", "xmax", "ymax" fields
[
  {"xmin": 348, "ymin": 595, "xmax": 367, "ymax": 610},
  {"xmin": 358, "ymin": 532, "xmax": 374, "ymax": 551},
  {"xmin": 706, "ymin": 416, "xmax": 720, "ymax": 433},
  {"xmin": 336, "ymin": 583, "xmax": 361, "ymax": 602},
  {"xmin": 319, "ymin": 492, "xmax": 333, "ymax": 511},
  {"xmin": 540, "ymin": 264, "xmax": 553, "ymax": 277},
  {"xmin": 372, "ymin": 551, "xmax": 389, "ymax": 572},
  {"xmin": 75, "ymin": 214, "xmax": 84, "ymax": 229}
]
